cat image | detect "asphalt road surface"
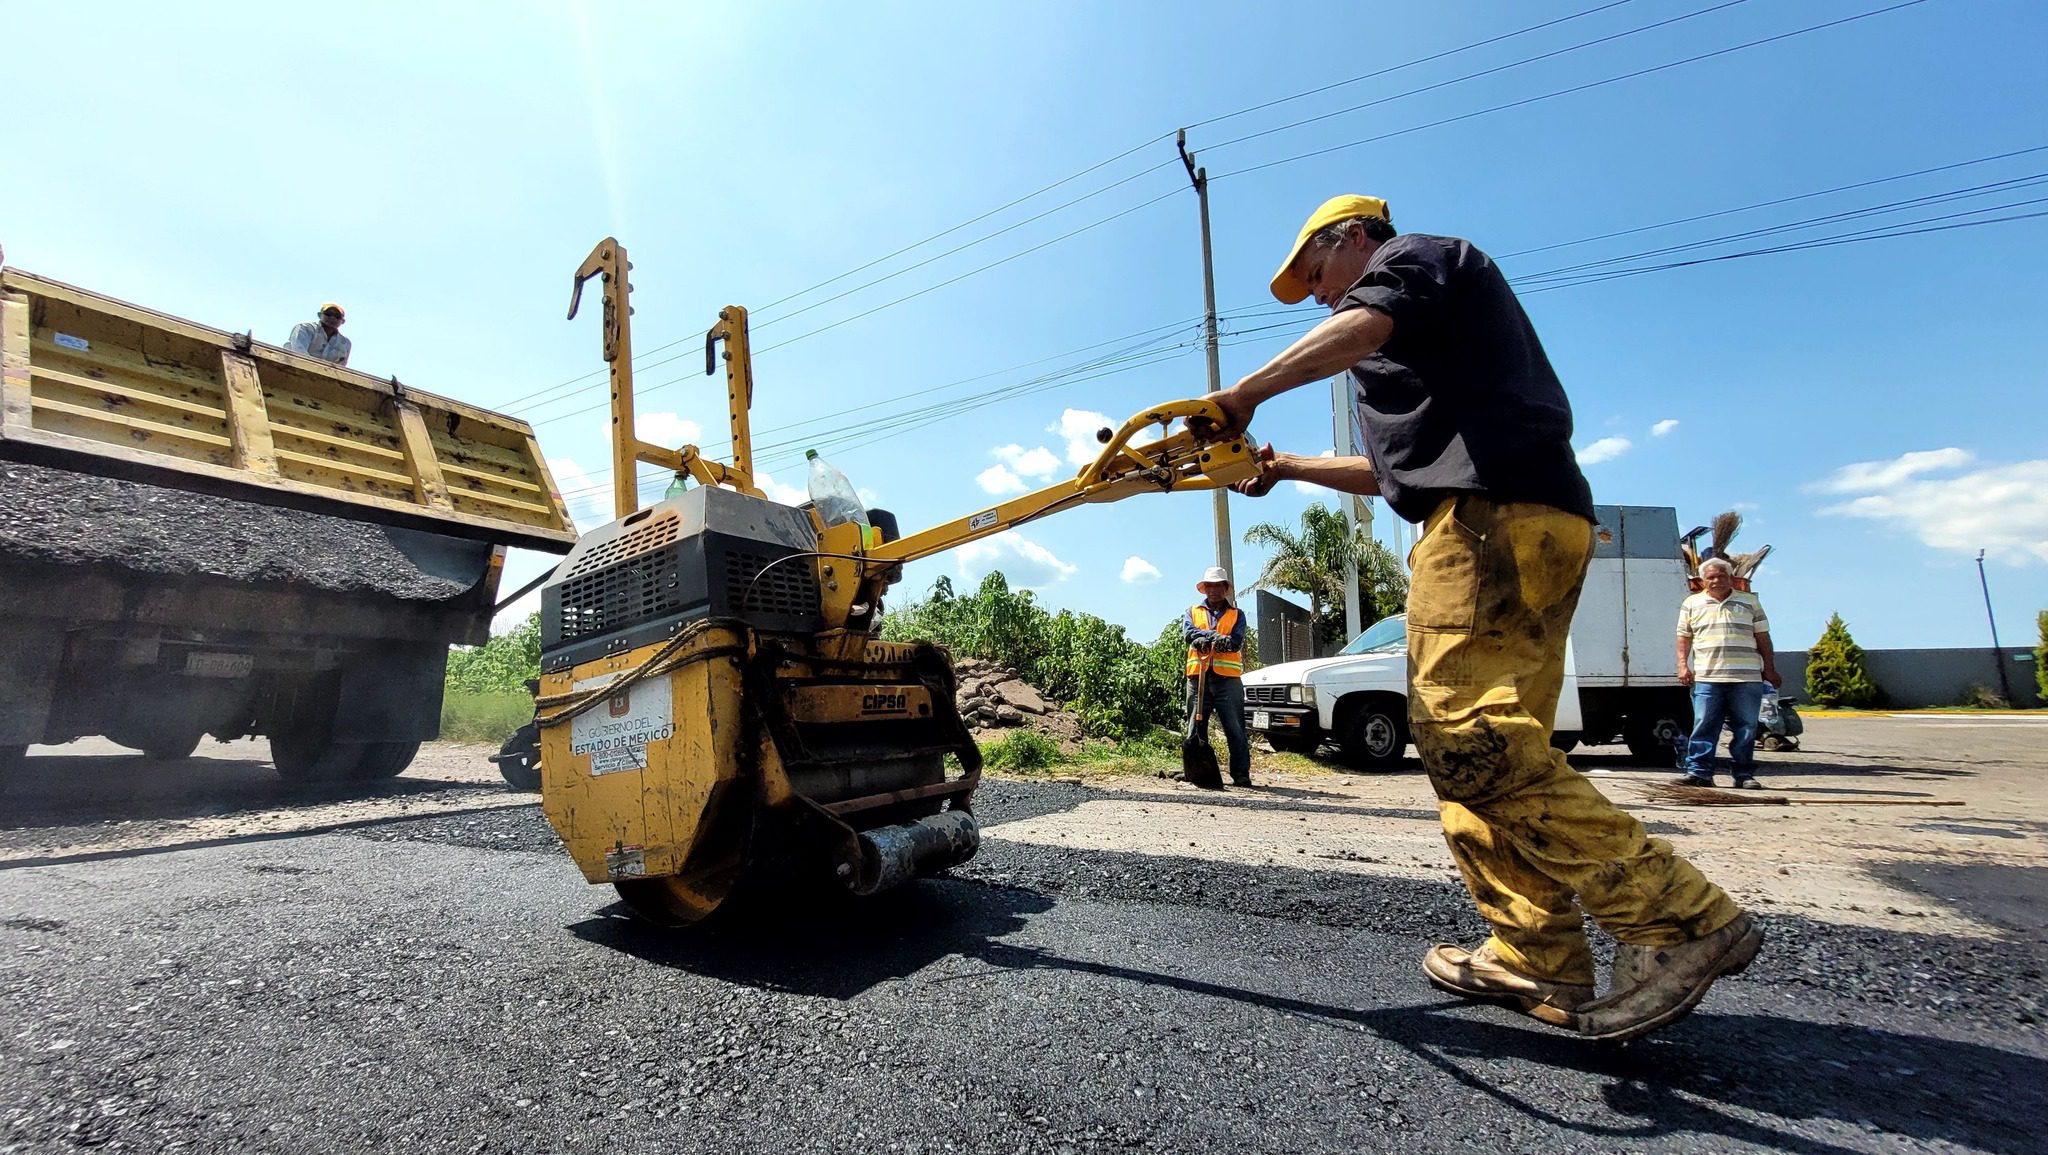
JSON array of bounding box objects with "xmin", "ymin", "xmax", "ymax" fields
[{"xmin": 1, "ymin": 724, "xmax": 2042, "ymax": 1153}]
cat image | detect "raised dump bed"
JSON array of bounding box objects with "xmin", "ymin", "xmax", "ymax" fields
[{"xmin": 0, "ymin": 267, "xmax": 576, "ymax": 782}]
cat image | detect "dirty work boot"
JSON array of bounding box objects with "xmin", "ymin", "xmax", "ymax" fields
[
  {"xmin": 1578, "ymin": 913, "xmax": 1763, "ymax": 1044},
  {"xmin": 1422, "ymin": 941, "xmax": 1592, "ymax": 1028}
]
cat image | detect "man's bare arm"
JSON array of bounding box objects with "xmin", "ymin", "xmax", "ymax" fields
[
  {"xmin": 1235, "ymin": 451, "xmax": 1378, "ymax": 497},
  {"xmin": 1755, "ymin": 630, "xmax": 1781, "ymax": 688},
  {"xmin": 1676, "ymin": 634, "xmax": 1694, "ymax": 686},
  {"xmin": 1205, "ymin": 307, "xmax": 1394, "ymax": 431}
]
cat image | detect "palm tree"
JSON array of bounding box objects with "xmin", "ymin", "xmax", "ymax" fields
[{"xmin": 1243, "ymin": 503, "xmax": 1407, "ymax": 650}]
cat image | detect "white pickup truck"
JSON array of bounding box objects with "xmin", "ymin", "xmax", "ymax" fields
[{"xmin": 1241, "ymin": 504, "xmax": 1695, "ymax": 770}]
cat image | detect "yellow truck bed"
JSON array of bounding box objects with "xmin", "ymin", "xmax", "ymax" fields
[{"xmin": 0, "ymin": 268, "xmax": 576, "ymax": 552}]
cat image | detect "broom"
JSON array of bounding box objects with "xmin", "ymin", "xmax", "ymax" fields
[
  {"xmin": 1705, "ymin": 510, "xmax": 1742, "ymax": 560},
  {"xmin": 1643, "ymin": 783, "xmax": 1962, "ymax": 807}
]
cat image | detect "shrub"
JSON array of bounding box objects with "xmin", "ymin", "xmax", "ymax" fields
[
  {"xmin": 2036, "ymin": 610, "xmax": 2047, "ymax": 703},
  {"xmin": 1960, "ymin": 684, "xmax": 2010, "ymax": 710},
  {"xmin": 439, "ymin": 690, "xmax": 534, "ymax": 745},
  {"xmin": 980, "ymin": 729, "xmax": 1063, "ymax": 774},
  {"xmin": 1805, "ymin": 612, "xmax": 1882, "ymax": 708},
  {"xmin": 447, "ymin": 613, "xmax": 541, "ymax": 694},
  {"xmin": 884, "ymin": 572, "xmax": 1190, "ymax": 740}
]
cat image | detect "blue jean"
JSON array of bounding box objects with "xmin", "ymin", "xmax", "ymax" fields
[
  {"xmin": 1186, "ymin": 674, "xmax": 1251, "ymax": 780},
  {"xmin": 1684, "ymin": 681, "xmax": 1769, "ymax": 778}
]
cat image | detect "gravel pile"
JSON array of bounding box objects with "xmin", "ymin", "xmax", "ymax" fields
[
  {"xmin": 0, "ymin": 460, "xmax": 480, "ymax": 601},
  {"xmin": 952, "ymin": 657, "xmax": 1086, "ymax": 751}
]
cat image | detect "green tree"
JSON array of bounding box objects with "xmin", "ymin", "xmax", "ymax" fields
[
  {"xmin": 1242, "ymin": 502, "xmax": 1408, "ymax": 651},
  {"xmin": 2035, "ymin": 610, "xmax": 2047, "ymax": 703},
  {"xmin": 1805, "ymin": 612, "xmax": 1882, "ymax": 708},
  {"xmin": 446, "ymin": 612, "xmax": 541, "ymax": 693}
]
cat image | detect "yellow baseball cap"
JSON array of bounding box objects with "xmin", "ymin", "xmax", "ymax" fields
[
  {"xmin": 319, "ymin": 302, "xmax": 345, "ymax": 318},
  {"xmin": 1269, "ymin": 195, "xmax": 1392, "ymax": 304}
]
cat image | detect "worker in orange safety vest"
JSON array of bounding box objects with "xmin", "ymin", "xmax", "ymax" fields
[{"xmin": 1182, "ymin": 565, "xmax": 1252, "ymax": 787}]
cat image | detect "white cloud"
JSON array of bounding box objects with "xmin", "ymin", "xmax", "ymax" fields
[
  {"xmin": 635, "ymin": 411, "xmax": 703, "ymax": 449},
  {"xmin": 1120, "ymin": 555, "xmax": 1162, "ymax": 584},
  {"xmin": 1812, "ymin": 447, "xmax": 1974, "ymax": 495},
  {"xmin": 752, "ymin": 469, "xmax": 808, "ymax": 507},
  {"xmin": 1814, "ymin": 450, "xmax": 2048, "ymax": 564},
  {"xmin": 1051, "ymin": 408, "xmax": 1114, "ymax": 465},
  {"xmin": 857, "ymin": 487, "xmax": 881, "ymax": 507},
  {"xmin": 1292, "ymin": 448, "xmax": 1337, "ymax": 495},
  {"xmin": 1650, "ymin": 419, "xmax": 1680, "ymax": 438},
  {"xmin": 992, "ymin": 443, "xmax": 1062, "ymax": 479},
  {"xmin": 1576, "ymin": 436, "xmax": 1632, "ymax": 465},
  {"xmin": 976, "ymin": 464, "xmax": 1028, "ymax": 495},
  {"xmin": 955, "ymin": 531, "xmax": 1077, "ymax": 588}
]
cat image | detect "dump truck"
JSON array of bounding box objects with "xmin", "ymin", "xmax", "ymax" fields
[
  {"xmin": 0, "ymin": 267, "xmax": 577, "ymax": 782},
  {"xmin": 532, "ymin": 239, "xmax": 1260, "ymax": 924}
]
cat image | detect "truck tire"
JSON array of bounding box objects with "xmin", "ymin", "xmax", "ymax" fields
[
  {"xmin": 494, "ymin": 722, "xmax": 542, "ymax": 791},
  {"xmin": 1337, "ymin": 696, "xmax": 1408, "ymax": 772},
  {"xmin": 1549, "ymin": 732, "xmax": 1581, "ymax": 754},
  {"xmin": 272, "ymin": 731, "xmax": 420, "ymax": 781}
]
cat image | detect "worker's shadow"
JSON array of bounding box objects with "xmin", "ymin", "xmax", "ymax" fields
[{"xmin": 566, "ymin": 876, "xmax": 1054, "ymax": 1000}]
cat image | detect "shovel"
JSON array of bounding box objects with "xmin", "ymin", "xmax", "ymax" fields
[{"xmin": 1181, "ymin": 659, "xmax": 1224, "ymax": 790}]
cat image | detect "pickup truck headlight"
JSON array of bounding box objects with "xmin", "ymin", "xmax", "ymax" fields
[{"xmin": 1291, "ymin": 684, "xmax": 1314, "ymax": 707}]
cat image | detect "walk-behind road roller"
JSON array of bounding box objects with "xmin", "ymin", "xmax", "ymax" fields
[{"xmin": 538, "ymin": 238, "xmax": 1260, "ymax": 925}]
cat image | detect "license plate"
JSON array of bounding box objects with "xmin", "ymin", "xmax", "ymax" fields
[
  {"xmin": 1252, "ymin": 710, "xmax": 1270, "ymax": 729},
  {"xmin": 184, "ymin": 651, "xmax": 253, "ymax": 678}
]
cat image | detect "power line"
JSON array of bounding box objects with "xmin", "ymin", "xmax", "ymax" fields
[
  {"xmin": 1203, "ymin": 0, "xmax": 1756, "ymax": 155},
  {"xmin": 503, "ymin": 1, "xmax": 1695, "ymax": 414},
  {"xmin": 1513, "ymin": 171, "xmax": 2048, "ymax": 283},
  {"xmin": 1182, "ymin": 0, "xmax": 1641, "ymax": 133},
  {"xmin": 1519, "ymin": 197, "xmax": 2048, "ymax": 293},
  {"xmin": 1496, "ymin": 143, "xmax": 2048, "ymax": 261},
  {"xmin": 1210, "ymin": 0, "xmax": 1934, "ymax": 183}
]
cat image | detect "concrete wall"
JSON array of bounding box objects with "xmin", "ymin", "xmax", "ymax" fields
[{"xmin": 1775, "ymin": 647, "xmax": 2042, "ymax": 709}]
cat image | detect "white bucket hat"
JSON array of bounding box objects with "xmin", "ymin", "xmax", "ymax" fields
[{"xmin": 1195, "ymin": 566, "xmax": 1232, "ymax": 593}]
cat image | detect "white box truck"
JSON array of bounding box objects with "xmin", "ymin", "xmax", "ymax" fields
[{"xmin": 1240, "ymin": 504, "xmax": 1693, "ymax": 770}]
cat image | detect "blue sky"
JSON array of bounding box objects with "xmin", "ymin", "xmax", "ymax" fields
[{"xmin": 7, "ymin": 1, "xmax": 2044, "ymax": 654}]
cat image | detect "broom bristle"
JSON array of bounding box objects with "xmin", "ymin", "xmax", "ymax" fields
[
  {"xmin": 1644, "ymin": 783, "xmax": 1788, "ymax": 806},
  {"xmin": 1710, "ymin": 511, "xmax": 1743, "ymax": 555}
]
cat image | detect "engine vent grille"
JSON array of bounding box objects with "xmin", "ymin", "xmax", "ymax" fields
[
  {"xmin": 1244, "ymin": 685, "xmax": 1290, "ymax": 705},
  {"xmin": 563, "ymin": 513, "xmax": 680, "ymax": 581},
  {"xmin": 726, "ymin": 550, "xmax": 818, "ymax": 620},
  {"xmin": 555, "ymin": 552, "xmax": 686, "ymax": 644}
]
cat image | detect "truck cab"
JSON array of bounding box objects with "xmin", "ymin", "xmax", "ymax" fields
[{"xmin": 1240, "ymin": 504, "xmax": 1692, "ymax": 771}]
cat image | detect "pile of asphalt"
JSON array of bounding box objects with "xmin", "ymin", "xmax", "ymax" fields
[
  {"xmin": 344, "ymin": 777, "xmax": 2044, "ymax": 1031},
  {"xmin": 0, "ymin": 461, "xmax": 475, "ymax": 601}
]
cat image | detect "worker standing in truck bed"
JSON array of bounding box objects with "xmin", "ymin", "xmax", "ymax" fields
[
  {"xmin": 1210, "ymin": 195, "xmax": 1759, "ymax": 1043},
  {"xmin": 286, "ymin": 302, "xmax": 351, "ymax": 366}
]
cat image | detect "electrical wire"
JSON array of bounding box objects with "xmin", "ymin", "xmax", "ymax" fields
[{"xmin": 1210, "ymin": 0, "xmax": 1933, "ymax": 182}]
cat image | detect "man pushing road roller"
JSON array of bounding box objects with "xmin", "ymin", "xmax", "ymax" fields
[{"xmin": 1209, "ymin": 195, "xmax": 1761, "ymax": 1043}]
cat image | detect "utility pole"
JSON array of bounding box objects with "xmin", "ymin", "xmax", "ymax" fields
[
  {"xmin": 1976, "ymin": 550, "xmax": 2016, "ymax": 704},
  {"xmin": 1178, "ymin": 129, "xmax": 1232, "ymax": 582}
]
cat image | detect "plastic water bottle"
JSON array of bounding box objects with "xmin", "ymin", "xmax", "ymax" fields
[
  {"xmin": 663, "ymin": 471, "xmax": 688, "ymax": 499},
  {"xmin": 805, "ymin": 449, "xmax": 869, "ymax": 530}
]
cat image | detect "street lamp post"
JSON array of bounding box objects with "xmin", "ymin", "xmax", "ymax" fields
[{"xmin": 1976, "ymin": 549, "xmax": 2016, "ymax": 705}]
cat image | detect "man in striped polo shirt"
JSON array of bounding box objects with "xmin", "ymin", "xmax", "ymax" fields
[{"xmin": 1676, "ymin": 557, "xmax": 1783, "ymax": 788}]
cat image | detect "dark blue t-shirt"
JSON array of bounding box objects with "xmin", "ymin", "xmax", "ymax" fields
[{"xmin": 1338, "ymin": 233, "xmax": 1596, "ymax": 524}]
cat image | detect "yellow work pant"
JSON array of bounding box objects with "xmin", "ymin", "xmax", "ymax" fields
[{"xmin": 1407, "ymin": 496, "xmax": 1740, "ymax": 986}]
